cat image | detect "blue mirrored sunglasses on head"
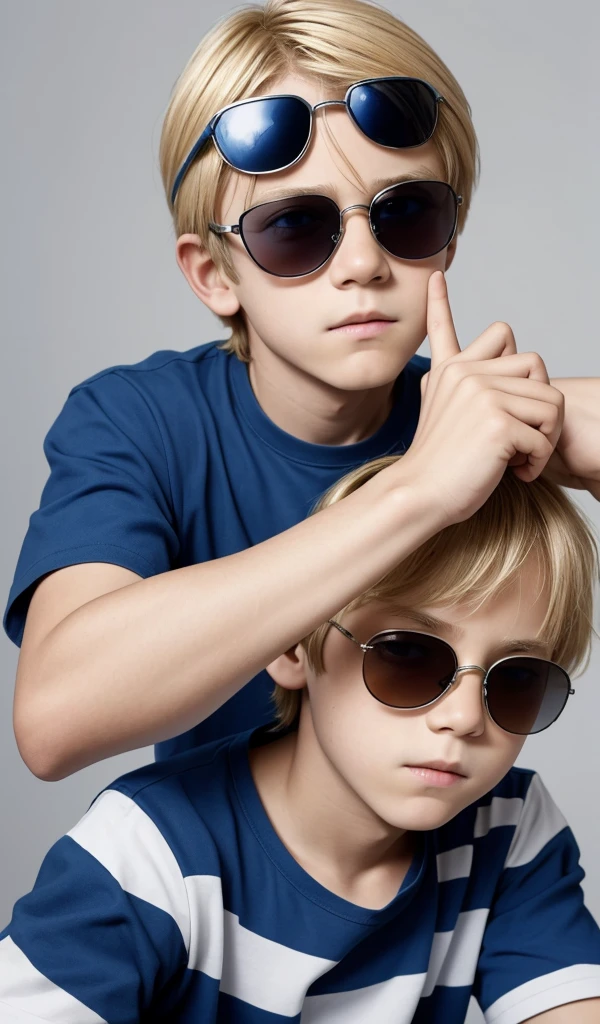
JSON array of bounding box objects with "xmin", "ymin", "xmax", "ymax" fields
[{"xmin": 170, "ymin": 76, "xmax": 444, "ymax": 204}]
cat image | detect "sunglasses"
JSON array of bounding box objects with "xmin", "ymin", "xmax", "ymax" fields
[
  {"xmin": 209, "ymin": 179, "xmax": 461, "ymax": 278},
  {"xmin": 328, "ymin": 621, "xmax": 574, "ymax": 736},
  {"xmin": 170, "ymin": 77, "xmax": 444, "ymax": 204}
]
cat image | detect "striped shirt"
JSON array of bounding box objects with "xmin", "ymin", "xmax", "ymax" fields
[{"xmin": 1, "ymin": 728, "xmax": 600, "ymax": 1023}]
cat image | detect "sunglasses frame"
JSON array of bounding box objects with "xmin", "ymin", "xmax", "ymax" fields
[
  {"xmin": 328, "ymin": 620, "xmax": 575, "ymax": 736},
  {"xmin": 170, "ymin": 76, "xmax": 444, "ymax": 204},
  {"xmin": 209, "ymin": 179, "xmax": 462, "ymax": 278}
]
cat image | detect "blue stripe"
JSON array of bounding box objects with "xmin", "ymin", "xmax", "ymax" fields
[
  {"xmin": 411, "ymin": 984, "xmax": 473, "ymax": 1022},
  {"xmin": 476, "ymin": 827, "xmax": 600, "ymax": 1010},
  {"xmin": 8, "ymin": 836, "xmax": 187, "ymax": 1023},
  {"xmin": 213, "ymin": 991, "xmax": 301, "ymax": 1023}
]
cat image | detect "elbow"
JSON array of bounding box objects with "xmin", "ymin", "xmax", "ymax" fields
[
  {"xmin": 14, "ymin": 689, "xmax": 79, "ymax": 782},
  {"xmin": 15, "ymin": 723, "xmax": 73, "ymax": 781}
]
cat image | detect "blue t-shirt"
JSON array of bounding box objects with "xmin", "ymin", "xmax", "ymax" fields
[
  {"xmin": 1, "ymin": 729, "xmax": 599, "ymax": 1023},
  {"xmin": 3, "ymin": 342, "xmax": 428, "ymax": 759}
]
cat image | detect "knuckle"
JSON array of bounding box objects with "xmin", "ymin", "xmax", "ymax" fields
[
  {"xmin": 458, "ymin": 372, "xmax": 482, "ymax": 398},
  {"xmin": 486, "ymin": 411, "xmax": 509, "ymax": 439},
  {"xmin": 441, "ymin": 360, "xmax": 464, "ymax": 385},
  {"xmin": 491, "ymin": 320, "xmax": 514, "ymax": 337},
  {"xmin": 524, "ymin": 350, "xmax": 547, "ymax": 372}
]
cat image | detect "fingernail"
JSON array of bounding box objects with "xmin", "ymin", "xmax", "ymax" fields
[{"xmin": 430, "ymin": 271, "xmax": 446, "ymax": 296}]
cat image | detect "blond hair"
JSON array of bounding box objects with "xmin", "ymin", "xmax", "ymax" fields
[
  {"xmin": 273, "ymin": 458, "xmax": 599, "ymax": 727},
  {"xmin": 159, "ymin": 0, "xmax": 479, "ymax": 361}
]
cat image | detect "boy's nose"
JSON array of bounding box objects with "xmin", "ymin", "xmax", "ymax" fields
[
  {"xmin": 328, "ymin": 207, "xmax": 391, "ymax": 287},
  {"xmin": 425, "ymin": 667, "xmax": 487, "ymax": 737}
]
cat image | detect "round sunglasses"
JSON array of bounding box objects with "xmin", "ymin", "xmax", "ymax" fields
[
  {"xmin": 328, "ymin": 621, "xmax": 574, "ymax": 736},
  {"xmin": 209, "ymin": 179, "xmax": 461, "ymax": 278},
  {"xmin": 171, "ymin": 77, "xmax": 443, "ymax": 204}
]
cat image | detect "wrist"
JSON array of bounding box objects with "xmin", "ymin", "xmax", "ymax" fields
[{"xmin": 367, "ymin": 457, "xmax": 450, "ymax": 543}]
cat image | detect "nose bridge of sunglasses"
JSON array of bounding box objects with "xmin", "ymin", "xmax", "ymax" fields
[
  {"xmin": 447, "ymin": 665, "xmax": 487, "ymax": 694},
  {"xmin": 313, "ymin": 99, "xmax": 347, "ymax": 112},
  {"xmin": 454, "ymin": 664, "xmax": 487, "ymax": 679},
  {"xmin": 331, "ymin": 203, "xmax": 372, "ymax": 243}
]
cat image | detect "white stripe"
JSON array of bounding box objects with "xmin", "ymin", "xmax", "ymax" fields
[
  {"xmin": 474, "ymin": 797, "xmax": 523, "ymax": 839},
  {"xmin": 185, "ymin": 874, "xmax": 223, "ymax": 978},
  {"xmin": 219, "ymin": 910, "xmax": 336, "ymax": 1016},
  {"xmin": 300, "ymin": 972, "xmax": 426, "ymax": 1023},
  {"xmin": 423, "ymin": 909, "xmax": 489, "ymax": 997},
  {"xmin": 68, "ymin": 789, "xmax": 190, "ymax": 951},
  {"xmin": 0, "ymin": 1002, "xmax": 51, "ymax": 1024},
  {"xmin": 484, "ymin": 964, "xmax": 600, "ymax": 1023},
  {"xmin": 504, "ymin": 773, "xmax": 567, "ymax": 869},
  {"xmin": 0, "ymin": 936, "xmax": 105, "ymax": 1023},
  {"xmin": 437, "ymin": 844, "xmax": 473, "ymax": 882},
  {"xmin": 465, "ymin": 996, "xmax": 485, "ymax": 1023}
]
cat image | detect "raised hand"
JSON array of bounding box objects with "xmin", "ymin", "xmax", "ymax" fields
[{"xmin": 400, "ymin": 271, "xmax": 565, "ymax": 526}]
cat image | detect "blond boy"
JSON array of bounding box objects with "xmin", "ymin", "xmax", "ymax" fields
[{"xmin": 1, "ymin": 463, "xmax": 599, "ymax": 1022}]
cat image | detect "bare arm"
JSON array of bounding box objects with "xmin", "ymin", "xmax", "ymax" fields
[
  {"xmin": 15, "ymin": 473, "xmax": 435, "ymax": 779},
  {"xmin": 524, "ymin": 998, "xmax": 600, "ymax": 1021},
  {"xmin": 544, "ymin": 377, "xmax": 600, "ymax": 499}
]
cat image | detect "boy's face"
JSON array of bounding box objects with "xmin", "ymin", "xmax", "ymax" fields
[
  {"xmin": 283, "ymin": 560, "xmax": 552, "ymax": 834},
  {"xmin": 196, "ymin": 73, "xmax": 456, "ymax": 394}
]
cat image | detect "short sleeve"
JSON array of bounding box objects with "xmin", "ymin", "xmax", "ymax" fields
[
  {"xmin": 474, "ymin": 774, "xmax": 600, "ymax": 1023},
  {"xmin": 4, "ymin": 371, "xmax": 180, "ymax": 645},
  {"xmin": 0, "ymin": 790, "xmax": 189, "ymax": 1022}
]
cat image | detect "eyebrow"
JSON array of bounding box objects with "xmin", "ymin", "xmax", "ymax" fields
[
  {"xmin": 252, "ymin": 168, "xmax": 442, "ymax": 206},
  {"xmin": 384, "ymin": 607, "xmax": 552, "ymax": 659}
]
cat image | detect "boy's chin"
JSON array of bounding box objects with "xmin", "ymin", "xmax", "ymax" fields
[
  {"xmin": 376, "ymin": 796, "xmax": 472, "ymax": 834},
  {"xmin": 318, "ymin": 349, "xmax": 418, "ymax": 393}
]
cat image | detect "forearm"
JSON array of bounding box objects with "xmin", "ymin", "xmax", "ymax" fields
[{"xmin": 15, "ymin": 466, "xmax": 440, "ymax": 778}]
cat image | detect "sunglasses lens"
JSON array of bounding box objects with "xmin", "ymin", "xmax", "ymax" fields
[
  {"xmin": 364, "ymin": 631, "xmax": 456, "ymax": 708},
  {"xmin": 372, "ymin": 181, "xmax": 458, "ymax": 260},
  {"xmin": 240, "ymin": 195, "xmax": 339, "ymax": 276},
  {"xmin": 486, "ymin": 658, "xmax": 571, "ymax": 735},
  {"xmin": 215, "ymin": 97, "xmax": 311, "ymax": 173},
  {"xmin": 348, "ymin": 78, "xmax": 439, "ymax": 148}
]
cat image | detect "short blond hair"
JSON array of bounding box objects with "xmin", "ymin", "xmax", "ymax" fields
[
  {"xmin": 273, "ymin": 458, "xmax": 599, "ymax": 727},
  {"xmin": 159, "ymin": 0, "xmax": 479, "ymax": 361}
]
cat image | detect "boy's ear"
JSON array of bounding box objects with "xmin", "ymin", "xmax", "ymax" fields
[
  {"xmin": 176, "ymin": 234, "xmax": 240, "ymax": 318},
  {"xmin": 265, "ymin": 644, "xmax": 308, "ymax": 691},
  {"xmin": 444, "ymin": 236, "xmax": 458, "ymax": 272}
]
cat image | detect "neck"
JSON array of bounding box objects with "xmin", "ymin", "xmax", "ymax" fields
[
  {"xmin": 246, "ymin": 335, "xmax": 396, "ymax": 447},
  {"xmin": 250, "ymin": 718, "xmax": 414, "ymax": 909}
]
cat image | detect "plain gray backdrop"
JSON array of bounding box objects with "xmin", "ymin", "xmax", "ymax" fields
[{"xmin": 1, "ymin": 7, "xmax": 598, "ymax": 1019}]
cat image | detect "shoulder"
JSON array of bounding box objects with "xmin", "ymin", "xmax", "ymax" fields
[
  {"xmin": 70, "ymin": 734, "xmax": 239, "ymax": 881},
  {"xmin": 45, "ymin": 341, "xmax": 236, "ymax": 453},
  {"xmin": 67, "ymin": 340, "xmax": 230, "ymax": 401},
  {"xmin": 475, "ymin": 767, "xmax": 567, "ymax": 847},
  {"xmin": 438, "ymin": 767, "xmax": 568, "ymax": 867}
]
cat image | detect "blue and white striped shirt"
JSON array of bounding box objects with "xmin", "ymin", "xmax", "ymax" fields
[{"xmin": 1, "ymin": 729, "xmax": 600, "ymax": 1023}]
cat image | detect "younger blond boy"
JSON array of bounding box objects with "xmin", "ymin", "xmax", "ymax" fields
[{"xmin": 1, "ymin": 462, "xmax": 599, "ymax": 1022}]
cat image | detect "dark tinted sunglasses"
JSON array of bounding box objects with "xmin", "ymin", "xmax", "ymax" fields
[
  {"xmin": 171, "ymin": 77, "xmax": 443, "ymax": 204},
  {"xmin": 209, "ymin": 180, "xmax": 461, "ymax": 278},
  {"xmin": 329, "ymin": 621, "xmax": 574, "ymax": 736}
]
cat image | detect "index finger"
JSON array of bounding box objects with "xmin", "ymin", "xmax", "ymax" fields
[{"xmin": 427, "ymin": 271, "xmax": 461, "ymax": 367}]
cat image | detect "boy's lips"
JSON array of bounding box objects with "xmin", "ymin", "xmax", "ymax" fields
[
  {"xmin": 404, "ymin": 759, "xmax": 468, "ymax": 786},
  {"xmin": 328, "ymin": 310, "xmax": 397, "ymax": 330}
]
